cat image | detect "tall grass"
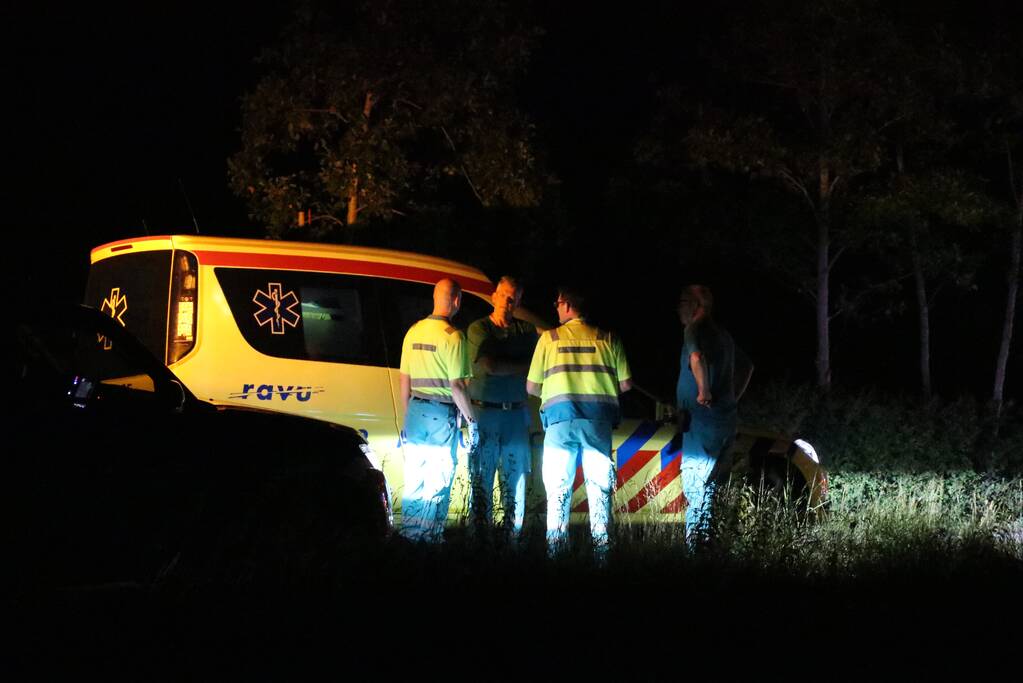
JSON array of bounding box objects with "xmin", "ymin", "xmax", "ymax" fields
[
  {"xmin": 689, "ymin": 472, "xmax": 1023, "ymax": 577},
  {"xmin": 161, "ymin": 384, "xmax": 1022, "ymax": 588}
]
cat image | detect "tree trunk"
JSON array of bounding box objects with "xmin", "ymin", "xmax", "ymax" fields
[
  {"xmin": 815, "ymin": 164, "xmax": 832, "ymax": 391},
  {"xmin": 993, "ymin": 207, "xmax": 1022, "ymax": 418},
  {"xmin": 346, "ymin": 91, "xmax": 377, "ymax": 229},
  {"xmin": 910, "ymin": 227, "xmax": 932, "ymax": 401},
  {"xmin": 347, "ymin": 165, "xmax": 359, "ymax": 226}
]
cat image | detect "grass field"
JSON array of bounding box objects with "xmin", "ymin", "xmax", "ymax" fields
[{"xmin": 13, "ymin": 386, "xmax": 1022, "ymax": 672}]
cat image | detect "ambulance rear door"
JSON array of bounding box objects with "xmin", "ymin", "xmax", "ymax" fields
[{"xmin": 84, "ymin": 244, "xmax": 173, "ymax": 362}]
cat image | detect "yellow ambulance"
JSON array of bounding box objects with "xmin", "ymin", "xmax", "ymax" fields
[{"xmin": 86, "ymin": 234, "xmax": 826, "ymax": 527}]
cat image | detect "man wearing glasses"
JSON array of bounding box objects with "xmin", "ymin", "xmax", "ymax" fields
[
  {"xmin": 527, "ymin": 286, "xmax": 632, "ymax": 558},
  {"xmin": 676, "ymin": 285, "xmax": 753, "ymax": 546}
]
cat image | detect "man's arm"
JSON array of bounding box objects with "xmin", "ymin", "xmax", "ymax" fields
[
  {"xmin": 450, "ymin": 378, "xmax": 476, "ymax": 423},
  {"xmin": 399, "ymin": 372, "xmax": 411, "ymax": 413},
  {"xmin": 526, "ymin": 380, "xmax": 542, "ymax": 397},
  {"xmin": 689, "ymin": 351, "xmax": 712, "ymax": 406},
  {"xmin": 514, "ymin": 305, "xmax": 552, "ymax": 334},
  {"xmin": 479, "ymin": 353, "xmax": 531, "ymax": 376},
  {"xmin": 613, "ymin": 337, "xmax": 634, "ymax": 395}
]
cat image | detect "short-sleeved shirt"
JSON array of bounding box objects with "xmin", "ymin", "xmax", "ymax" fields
[
  {"xmin": 467, "ymin": 317, "xmax": 538, "ymax": 404},
  {"xmin": 400, "ymin": 315, "xmax": 472, "ymax": 402},
  {"xmin": 676, "ymin": 317, "xmax": 739, "ymax": 427},
  {"xmin": 527, "ymin": 318, "xmax": 631, "ymax": 427}
]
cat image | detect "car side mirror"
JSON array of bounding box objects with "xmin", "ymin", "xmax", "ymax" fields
[{"xmin": 168, "ymin": 379, "xmax": 186, "ymax": 413}]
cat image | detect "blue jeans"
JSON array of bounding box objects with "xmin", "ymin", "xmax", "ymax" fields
[
  {"xmin": 467, "ymin": 407, "xmax": 531, "ymax": 536},
  {"xmin": 680, "ymin": 420, "xmax": 734, "ymax": 543},
  {"xmin": 400, "ymin": 398, "xmax": 459, "ymax": 543},
  {"xmin": 542, "ymin": 419, "xmax": 614, "ymax": 555}
]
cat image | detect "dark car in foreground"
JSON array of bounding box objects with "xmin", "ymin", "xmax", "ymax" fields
[{"xmin": 13, "ymin": 305, "xmax": 391, "ymax": 591}]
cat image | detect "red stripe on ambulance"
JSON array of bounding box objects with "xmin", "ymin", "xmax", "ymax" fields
[{"xmin": 192, "ymin": 250, "xmax": 493, "ymax": 296}]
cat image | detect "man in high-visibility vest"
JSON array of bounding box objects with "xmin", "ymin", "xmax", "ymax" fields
[
  {"xmin": 398, "ymin": 278, "xmax": 477, "ymax": 543},
  {"xmin": 466, "ymin": 276, "xmax": 541, "ymax": 542},
  {"xmin": 527, "ymin": 285, "xmax": 632, "ymax": 557},
  {"xmin": 676, "ymin": 285, "xmax": 753, "ymax": 545}
]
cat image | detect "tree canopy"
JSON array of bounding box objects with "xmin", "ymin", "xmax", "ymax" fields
[{"xmin": 229, "ymin": 0, "xmax": 551, "ymax": 240}]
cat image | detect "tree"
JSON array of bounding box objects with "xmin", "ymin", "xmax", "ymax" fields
[
  {"xmin": 850, "ymin": 24, "xmax": 992, "ymax": 401},
  {"xmin": 683, "ymin": 0, "xmax": 906, "ymax": 391},
  {"xmin": 943, "ymin": 7, "xmax": 1023, "ymax": 421},
  {"xmin": 978, "ymin": 53, "xmax": 1023, "ymax": 421},
  {"xmin": 229, "ymin": 0, "xmax": 550, "ymax": 240},
  {"xmin": 856, "ymin": 170, "xmax": 988, "ymax": 400}
]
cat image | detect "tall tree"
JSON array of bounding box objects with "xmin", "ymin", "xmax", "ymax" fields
[
  {"xmin": 852, "ymin": 25, "xmax": 991, "ymax": 401},
  {"xmin": 981, "ymin": 56, "xmax": 1023, "ymax": 420},
  {"xmin": 229, "ymin": 0, "xmax": 550, "ymax": 240}
]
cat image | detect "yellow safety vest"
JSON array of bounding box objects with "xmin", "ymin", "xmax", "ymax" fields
[
  {"xmin": 527, "ymin": 318, "xmax": 631, "ymax": 426},
  {"xmin": 400, "ymin": 315, "xmax": 472, "ymax": 402}
]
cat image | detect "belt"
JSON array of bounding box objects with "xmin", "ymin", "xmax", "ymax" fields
[
  {"xmin": 471, "ymin": 399, "xmax": 526, "ymax": 411},
  {"xmin": 412, "ymin": 395, "xmax": 454, "ymax": 405}
]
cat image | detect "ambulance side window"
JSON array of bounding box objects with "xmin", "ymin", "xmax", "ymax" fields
[
  {"xmin": 214, "ymin": 268, "xmax": 386, "ymax": 366},
  {"xmin": 375, "ymin": 280, "xmax": 494, "ymax": 368},
  {"xmin": 376, "ymin": 280, "xmax": 434, "ymax": 368}
]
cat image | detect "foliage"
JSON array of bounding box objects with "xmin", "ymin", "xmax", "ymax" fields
[
  {"xmin": 854, "ymin": 171, "xmax": 989, "ymax": 278},
  {"xmin": 229, "ymin": 0, "xmax": 551, "ymax": 239},
  {"xmin": 741, "ymin": 381, "xmax": 1023, "ymax": 475}
]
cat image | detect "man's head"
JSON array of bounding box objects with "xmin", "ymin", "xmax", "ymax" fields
[
  {"xmin": 678, "ymin": 284, "xmax": 713, "ymax": 325},
  {"xmin": 433, "ymin": 278, "xmax": 462, "ymax": 317},
  {"xmin": 555, "ymin": 285, "xmax": 587, "ymax": 324},
  {"xmin": 491, "ymin": 276, "xmax": 523, "ymax": 324}
]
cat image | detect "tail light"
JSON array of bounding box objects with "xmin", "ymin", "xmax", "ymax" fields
[{"xmin": 167, "ymin": 250, "xmax": 198, "ymax": 365}]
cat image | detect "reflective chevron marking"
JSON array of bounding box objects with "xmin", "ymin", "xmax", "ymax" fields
[
  {"xmin": 620, "ymin": 450, "xmax": 682, "ymax": 514},
  {"xmin": 562, "ymin": 421, "xmax": 825, "ymax": 516},
  {"xmin": 616, "ymin": 421, "xmax": 660, "ymax": 469}
]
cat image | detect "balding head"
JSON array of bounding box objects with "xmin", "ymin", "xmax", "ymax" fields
[
  {"xmin": 678, "ymin": 284, "xmax": 713, "ymax": 325},
  {"xmin": 433, "ymin": 278, "xmax": 463, "ymax": 317},
  {"xmin": 684, "ymin": 285, "xmax": 713, "ymax": 312}
]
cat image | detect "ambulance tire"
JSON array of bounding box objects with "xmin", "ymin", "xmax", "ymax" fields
[{"xmin": 746, "ymin": 454, "xmax": 810, "ymax": 512}]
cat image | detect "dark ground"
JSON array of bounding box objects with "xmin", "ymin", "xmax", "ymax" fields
[{"xmin": 11, "ymin": 530, "xmax": 1021, "ymax": 676}]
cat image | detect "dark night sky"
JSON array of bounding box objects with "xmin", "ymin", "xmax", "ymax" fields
[{"xmin": 6, "ymin": 2, "xmax": 1020, "ymax": 401}]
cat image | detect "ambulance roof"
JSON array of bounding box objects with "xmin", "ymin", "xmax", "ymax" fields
[{"xmin": 91, "ymin": 234, "xmax": 494, "ymax": 297}]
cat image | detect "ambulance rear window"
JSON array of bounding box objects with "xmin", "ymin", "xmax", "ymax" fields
[
  {"xmin": 214, "ymin": 268, "xmax": 385, "ymax": 366},
  {"xmin": 84, "ymin": 250, "xmax": 172, "ymax": 361}
]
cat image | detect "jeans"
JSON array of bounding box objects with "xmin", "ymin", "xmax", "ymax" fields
[
  {"xmin": 542, "ymin": 419, "xmax": 614, "ymax": 555},
  {"xmin": 680, "ymin": 420, "xmax": 734, "ymax": 543},
  {"xmin": 467, "ymin": 407, "xmax": 531, "ymax": 537},
  {"xmin": 400, "ymin": 398, "xmax": 459, "ymax": 543}
]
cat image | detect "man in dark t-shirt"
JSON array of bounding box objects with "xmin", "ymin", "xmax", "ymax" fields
[
  {"xmin": 466, "ymin": 276, "xmax": 539, "ymax": 540},
  {"xmin": 676, "ymin": 285, "xmax": 753, "ymax": 544}
]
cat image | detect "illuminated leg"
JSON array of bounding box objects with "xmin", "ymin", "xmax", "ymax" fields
[
  {"xmin": 400, "ymin": 441, "xmax": 432, "ymax": 542},
  {"xmin": 542, "ymin": 421, "xmax": 578, "ymax": 554},
  {"xmin": 467, "ymin": 409, "xmax": 501, "ymax": 532},
  {"xmin": 497, "ymin": 408, "xmax": 531, "ymax": 537},
  {"xmin": 400, "ymin": 400, "xmax": 458, "ymax": 543},
  {"xmin": 578, "ymin": 420, "xmax": 614, "ymax": 555},
  {"xmin": 680, "ymin": 423, "xmax": 733, "ymax": 544}
]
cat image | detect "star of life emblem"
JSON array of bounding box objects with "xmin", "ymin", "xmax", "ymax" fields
[
  {"xmin": 253, "ymin": 283, "xmax": 301, "ymax": 334},
  {"xmin": 98, "ymin": 287, "xmax": 128, "ymax": 350}
]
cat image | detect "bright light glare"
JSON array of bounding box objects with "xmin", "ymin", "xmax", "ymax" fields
[
  {"xmin": 359, "ymin": 442, "xmax": 382, "ymax": 470},
  {"xmin": 794, "ymin": 438, "xmax": 819, "ymax": 464}
]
